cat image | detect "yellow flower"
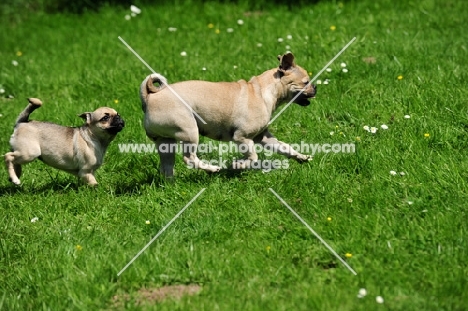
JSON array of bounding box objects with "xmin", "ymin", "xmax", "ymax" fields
[
  {"xmin": 266, "ymin": 245, "xmax": 271, "ymax": 252},
  {"xmin": 397, "ymin": 75, "xmax": 403, "ymax": 80},
  {"xmin": 215, "ymin": 29, "xmax": 220, "ymax": 34},
  {"xmin": 327, "ymin": 217, "xmax": 332, "ymax": 221},
  {"xmin": 145, "ymin": 220, "xmax": 150, "ymax": 225},
  {"xmin": 345, "ymin": 253, "xmax": 352, "ymax": 258},
  {"xmin": 114, "ymin": 99, "xmax": 119, "ymax": 104},
  {"xmin": 308, "ymin": 72, "xmax": 312, "ymax": 76},
  {"xmin": 208, "ymin": 23, "xmax": 214, "ymax": 28},
  {"xmin": 356, "ymin": 136, "xmax": 361, "ymax": 141},
  {"xmin": 16, "ymin": 51, "xmax": 22, "ymax": 57},
  {"xmin": 424, "ymin": 133, "xmax": 430, "ymax": 138},
  {"xmin": 75, "ymin": 245, "xmax": 83, "ymax": 251},
  {"xmin": 330, "ymin": 25, "xmax": 336, "ymax": 31}
]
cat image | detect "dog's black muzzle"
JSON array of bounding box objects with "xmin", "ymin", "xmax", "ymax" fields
[
  {"xmin": 107, "ymin": 115, "xmax": 125, "ymax": 135},
  {"xmin": 293, "ymin": 84, "xmax": 317, "ymax": 107}
]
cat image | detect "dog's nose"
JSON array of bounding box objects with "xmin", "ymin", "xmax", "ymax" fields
[
  {"xmin": 311, "ymin": 84, "xmax": 317, "ymax": 96},
  {"xmin": 113, "ymin": 116, "xmax": 125, "ymax": 128}
]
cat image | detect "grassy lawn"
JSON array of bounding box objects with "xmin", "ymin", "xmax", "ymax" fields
[{"xmin": 1, "ymin": 0, "xmax": 468, "ymax": 310}]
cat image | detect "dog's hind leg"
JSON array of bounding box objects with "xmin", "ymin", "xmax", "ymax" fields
[
  {"xmin": 4, "ymin": 150, "xmax": 38, "ymax": 185},
  {"xmin": 13, "ymin": 164, "xmax": 22, "ymax": 179},
  {"xmin": 155, "ymin": 137, "xmax": 177, "ymax": 178},
  {"xmin": 5, "ymin": 153, "xmax": 21, "ymax": 184}
]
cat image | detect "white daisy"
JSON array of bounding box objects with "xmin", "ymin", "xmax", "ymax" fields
[
  {"xmin": 390, "ymin": 170, "xmax": 397, "ymax": 175},
  {"xmin": 404, "ymin": 115, "xmax": 411, "ymax": 119},
  {"xmin": 168, "ymin": 27, "xmax": 177, "ymax": 32},
  {"xmin": 326, "ymin": 67, "xmax": 332, "ymax": 72},
  {"xmin": 316, "ymin": 80, "xmax": 322, "ymax": 85},
  {"xmin": 363, "ymin": 125, "xmax": 370, "ymax": 132},
  {"xmin": 0, "ymin": 88, "xmax": 5, "ymax": 94},
  {"xmin": 124, "ymin": 14, "xmax": 131, "ymax": 20},
  {"xmin": 342, "ymin": 68, "xmax": 348, "ymax": 73},
  {"xmin": 237, "ymin": 19, "xmax": 244, "ymax": 25},
  {"xmin": 340, "ymin": 62, "xmax": 347, "ymax": 67},
  {"xmin": 376, "ymin": 296, "xmax": 384, "ymax": 304},
  {"xmin": 381, "ymin": 124, "xmax": 388, "ymax": 130},
  {"xmin": 31, "ymin": 217, "xmax": 39, "ymax": 223},
  {"xmin": 370, "ymin": 127, "xmax": 378, "ymax": 133},
  {"xmin": 278, "ymin": 38, "xmax": 284, "ymax": 42},
  {"xmin": 12, "ymin": 60, "xmax": 19, "ymax": 66},
  {"xmin": 130, "ymin": 5, "xmax": 141, "ymax": 14},
  {"xmin": 257, "ymin": 43, "xmax": 262, "ymax": 47},
  {"xmin": 287, "ymin": 34, "xmax": 292, "ymax": 40},
  {"xmin": 400, "ymin": 172, "xmax": 405, "ymax": 176},
  {"xmin": 180, "ymin": 51, "xmax": 187, "ymax": 56},
  {"xmin": 227, "ymin": 28, "xmax": 234, "ymax": 33},
  {"xmin": 323, "ymin": 80, "xmax": 329, "ymax": 85}
]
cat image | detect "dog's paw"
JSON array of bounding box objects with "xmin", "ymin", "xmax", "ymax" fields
[
  {"xmin": 206, "ymin": 166, "xmax": 221, "ymax": 173},
  {"xmin": 296, "ymin": 154, "xmax": 313, "ymax": 163},
  {"xmin": 9, "ymin": 177, "xmax": 21, "ymax": 185}
]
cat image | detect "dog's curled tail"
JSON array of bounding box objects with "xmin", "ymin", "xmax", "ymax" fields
[
  {"xmin": 140, "ymin": 73, "xmax": 168, "ymax": 113},
  {"xmin": 15, "ymin": 98, "xmax": 42, "ymax": 126}
]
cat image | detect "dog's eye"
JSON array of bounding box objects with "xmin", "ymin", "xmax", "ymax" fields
[{"xmin": 100, "ymin": 115, "xmax": 110, "ymax": 122}]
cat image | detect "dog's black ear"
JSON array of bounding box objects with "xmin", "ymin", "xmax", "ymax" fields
[
  {"xmin": 278, "ymin": 52, "xmax": 295, "ymax": 71},
  {"xmin": 78, "ymin": 112, "xmax": 92, "ymax": 124}
]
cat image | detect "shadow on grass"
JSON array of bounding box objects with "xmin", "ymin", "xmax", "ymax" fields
[
  {"xmin": 110, "ymin": 166, "xmax": 250, "ymax": 195},
  {"xmin": 0, "ymin": 163, "xmax": 267, "ymax": 196},
  {"xmin": 0, "ymin": 179, "xmax": 81, "ymax": 196}
]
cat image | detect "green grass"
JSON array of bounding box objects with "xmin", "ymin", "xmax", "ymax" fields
[{"xmin": 1, "ymin": 0, "xmax": 468, "ymax": 310}]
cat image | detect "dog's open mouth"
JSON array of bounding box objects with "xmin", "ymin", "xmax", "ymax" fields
[{"xmin": 293, "ymin": 92, "xmax": 315, "ymax": 106}]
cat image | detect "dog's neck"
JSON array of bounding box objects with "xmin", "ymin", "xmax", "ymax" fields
[
  {"xmin": 249, "ymin": 69, "xmax": 289, "ymax": 116},
  {"xmin": 79, "ymin": 126, "xmax": 112, "ymax": 151}
]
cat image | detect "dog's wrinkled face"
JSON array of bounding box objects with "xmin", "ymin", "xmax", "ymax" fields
[
  {"xmin": 278, "ymin": 53, "xmax": 317, "ymax": 106},
  {"xmin": 79, "ymin": 107, "xmax": 125, "ymax": 136}
]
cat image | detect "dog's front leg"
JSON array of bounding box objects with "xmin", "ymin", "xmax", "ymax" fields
[
  {"xmin": 78, "ymin": 170, "xmax": 98, "ymax": 186},
  {"xmin": 257, "ymin": 130, "xmax": 312, "ymax": 162},
  {"xmin": 232, "ymin": 138, "xmax": 258, "ymax": 169}
]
